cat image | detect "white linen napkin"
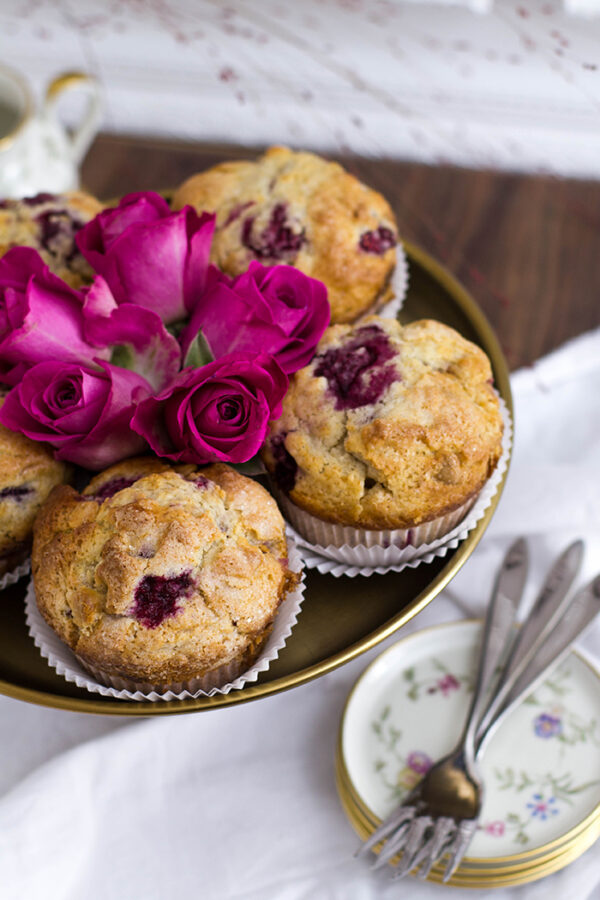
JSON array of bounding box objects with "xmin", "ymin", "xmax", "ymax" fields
[{"xmin": 1, "ymin": 329, "xmax": 599, "ymax": 900}]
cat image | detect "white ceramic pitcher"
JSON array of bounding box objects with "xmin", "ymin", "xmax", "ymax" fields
[{"xmin": 0, "ymin": 65, "xmax": 102, "ymax": 199}]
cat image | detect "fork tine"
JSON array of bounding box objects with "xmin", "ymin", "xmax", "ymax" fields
[
  {"xmin": 415, "ymin": 817, "xmax": 456, "ymax": 880},
  {"xmin": 357, "ymin": 805, "xmax": 415, "ymax": 857},
  {"xmin": 391, "ymin": 816, "xmax": 433, "ymax": 879},
  {"xmin": 443, "ymin": 819, "xmax": 478, "ymax": 882},
  {"xmin": 371, "ymin": 815, "xmax": 414, "ymax": 869}
]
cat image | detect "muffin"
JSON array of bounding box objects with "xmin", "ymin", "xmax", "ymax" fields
[
  {"xmin": 173, "ymin": 145, "xmax": 399, "ymax": 324},
  {"xmin": 0, "ymin": 396, "xmax": 70, "ymax": 576},
  {"xmin": 0, "ymin": 190, "xmax": 102, "ymax": 287},
  {"xmin": 261, "ymin": 317, "xmax": 503, "ymax": 547},
  {"xmin": 32, "ymin": 458, "xmax": 299, "ymax": 691}
]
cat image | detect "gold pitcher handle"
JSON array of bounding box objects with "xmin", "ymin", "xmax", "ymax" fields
[{"xmin": 45, "ymin": 72, "xmax": 103, "ymax": 164}]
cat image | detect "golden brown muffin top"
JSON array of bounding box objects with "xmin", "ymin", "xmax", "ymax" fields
[
  {"xmin": 173, "ymin": 145, "xmax": 399, "ymax": 324},
  {"xmin": 32, "ymin": 458, "xmax": 298, "ymax": 686},
  {"xmin": 261, "ymin": 317, "xmax": 503, "ymax": 530},
  {"xmin": 0, "ymin": 396, "xmax": 70, "ymax": 565},
  {"xmin": 0, "ymin": 190, "xmax": 102, "ymax": 287}
]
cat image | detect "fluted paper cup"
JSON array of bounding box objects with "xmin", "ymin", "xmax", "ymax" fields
[
  {"xmin": 0, "ymin": 556, "xmax": 30, "ymax": 590},
  {"xmin": 272, "ymin": 397, "xmax": 512, "ymax": 577},
  {"xmin": 25, "ymin": 532, "xmax": 305, "ymax": 702},
  {"xmin": 377, "ymin": 241, "xmax": 409, "ymax": 319},
  {"xmin": 361, "ymin": 241, "xmax": 409, "ymax": 322}
]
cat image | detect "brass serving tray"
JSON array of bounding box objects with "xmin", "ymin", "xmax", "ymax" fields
[{"xmin": 0, "ymin": 242, "xmax": 512, "ymax": 715}]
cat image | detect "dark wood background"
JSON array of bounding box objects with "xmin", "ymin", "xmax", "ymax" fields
[{"xmin": 82, "ymin": 134, "xmax": 600, "ymax": 371}]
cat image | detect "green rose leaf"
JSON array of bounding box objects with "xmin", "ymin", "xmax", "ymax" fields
[{"xmin": 184, "ymin": 329, "xmax": 215, "ymax": 369}]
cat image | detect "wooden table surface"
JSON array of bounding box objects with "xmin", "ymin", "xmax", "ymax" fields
[{"xmin": 82, "ymin": 134, "xmax": 600, "ymax": 371}]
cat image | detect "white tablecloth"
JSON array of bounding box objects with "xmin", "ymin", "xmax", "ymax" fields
[{"xmin": 1, "ymin": 329, "xmax": 599, "ymax": 900}]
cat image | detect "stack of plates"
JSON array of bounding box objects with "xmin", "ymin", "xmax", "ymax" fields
[{"xmin": 336, "ymin": 620, "xmax": 600, "ymax": 888}]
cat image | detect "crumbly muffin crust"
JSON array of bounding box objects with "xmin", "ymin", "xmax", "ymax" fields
[
  {"xmin": 172, "ymin": 145, "xmax": 399, "ymax": 324},
  {"xmin": 32, "ymin": 458, "xmax": 298, "ymax": 687},
  {"xmin": 0, "ymin": 191, "xmax": 102, "ymax": 287},
  {"xmin": 261, "ymin": 317, "xmax": 503, "ymax": 530},
  {"xmin": 0, "ymin": 396, "xmax": 70, "ymax": 575}
]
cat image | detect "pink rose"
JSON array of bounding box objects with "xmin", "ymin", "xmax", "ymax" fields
[
  {"xmin": 131, "ymin": 352, "xmax": 288, "ymax": 464},
  {"xmin": 82, "ymin": 278, "xmax": 181, "ymax": 392},
  {"xmin": 0, "ymin": 360, "xmax": 151, "ymax": 469},
  {"xmin": 0, "ymin": 248, "xmax": 180, "ymax": 391},
  {"xmin": 180, "ymin": 262, "xmax": 329, "ymax": 374},
  {"xmin": 0, "ymin": 248, "xmax": 110, "ymax": 384},
  {"xmin": 76, "ymin": 191, "xmax": 215, "ymax": 325}
]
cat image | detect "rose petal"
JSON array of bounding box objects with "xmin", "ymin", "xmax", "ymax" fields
[
  {"xmin": 0, "ymin": 360, "xmax": 151, "ymax": 469},
  {"xmin": 77, "ymin": 199, "xmax": 215, "ymax": 326},
  {"xmin": 131, "ymin": 352, "xmax": 287, "ymax": 465},
  {"xmin": 83, "ymin": 278, "xmax": 181, "ymax": 391}
]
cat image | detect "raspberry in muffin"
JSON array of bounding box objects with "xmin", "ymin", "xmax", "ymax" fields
[
  {"xmin": 32, "ymin": 458, "xmax": 299, "ymax": 691},
  {"xmin": 172, "ymin": 146, "xmax": 399, "ymax": 324},
  {"xmin": 261, "ymin": 317, "xmax": 503, "ymax": 542},
  {"xmin": 0, "ymin": 191, "xmax": 102, "ymax": 287},
  {"xmin": 0, "ymin": 395, "xmax": 70, "ymax": 576}
]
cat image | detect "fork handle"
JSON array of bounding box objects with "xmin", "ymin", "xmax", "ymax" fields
[
  {"xmin": 475, "ymin": 540, "xmax": 583, "ymax": 742},
  {"xmin": 459, "ymin": 538, "xmax": 527, "ymax": 759},
  {"xmin": 476, "ymin": 573, "xmax": 600, "ymax": 755}
]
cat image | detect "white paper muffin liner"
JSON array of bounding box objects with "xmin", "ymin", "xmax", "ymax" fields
[
  {"xmin": 273, "ymin": 396, "xmax": 512, "ymax": 577},
  {"xmin": 0, "ymin": 557, "xmax": 31, "ymax": 590},
  {"xmin": 25, "ymin": 531, "xmax": 305, "ymax": 702},
  {"xmin": 377, "ymin": 241, "xmax": 409, "ymax": 320}
]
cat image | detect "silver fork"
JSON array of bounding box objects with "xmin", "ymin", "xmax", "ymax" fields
[
  {"xmin": 359, "ymin": 539, "xmax": 598, "ymax": 882},
  {"xmin": 358, "ymin": 536, "xmax": 529, "ymax": 879}
]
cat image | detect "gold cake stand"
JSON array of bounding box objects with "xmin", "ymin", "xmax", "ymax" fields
[{"xmin": 0, "ymin": 242, "xmax": 513, "ymax": 715}]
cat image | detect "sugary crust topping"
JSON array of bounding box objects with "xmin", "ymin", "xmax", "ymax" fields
[
  {"xmin": 0, "ymin": 398, "xmax": 70, "ymax": 563},
  {"xmin": 172, "ymin": 146, "xmax": 398, "ymax": 324},
  {"xmin": 0, "ymin": 190, "xmax": 102, "ymax": 287},
  {"xmin": 32, "ymin": 459, "xmax": 297, "ymax": 685},
  {"xmin": 261, "ymin": 317, "xmax": 504, "ymax": 530}
]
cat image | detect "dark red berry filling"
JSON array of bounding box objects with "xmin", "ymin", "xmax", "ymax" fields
[
  {"xmin": 35, "ymin": 208, "xmax": 84, "ymax": 258},
  {"xmin": 92, "ymin": 476, "xmax": 141, "ymax": 501},
  {"xmin": 23, "ymin": 193, "xmax": 57, "ymax": 206},
  {"xmin": 314, "ymin": 324, "xmax": 399, "ymax": 409},
  {"xmin": 224, "ymin": 201, "xmax": 255, "ymax": 227},
  {"xmin": 270, "ymin": 434, "xmax": 298, "ymax": 493},
  {"xmin": 359, "ymin": 227, "xmax": 397, "ymax": 255},
  {"xmin": 0, "ymin": 485, "xmax": 33, "ymax": 501},
  {"xmin": 193, "ymin": 475, "xmax": 210, "ymax": 489},
  {"xmin": 131, "ymin": 571, "xmax": 194, "ymax": 628},
  {"xmin": 241, "ymin": 203, "xmax": 306, "ymax": 261}
]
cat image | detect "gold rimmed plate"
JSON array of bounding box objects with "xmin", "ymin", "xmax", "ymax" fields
[
  {"xmin": 336, "ymin": 620, "xmax": 600, "ymax": 887},
  {"xmin": 0, "ymin": 243, "xmax": 512, "ymax": 715}
]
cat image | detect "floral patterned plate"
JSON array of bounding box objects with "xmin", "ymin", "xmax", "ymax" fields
[{"xmin": 338, "ymin": 620, "xmax": 600, "ymax": 878}]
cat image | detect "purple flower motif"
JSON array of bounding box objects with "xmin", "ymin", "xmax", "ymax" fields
[
  {"xmin": 406, "ymin": 751, "xmax": 433, "ymax": 775},
  {"xmin": 526, "ymin": 793, "xmax": 559, "ymax": 821},
  {"xmin": 534, "ymin": 713, "xmax": 562, "ymax": 739}
]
